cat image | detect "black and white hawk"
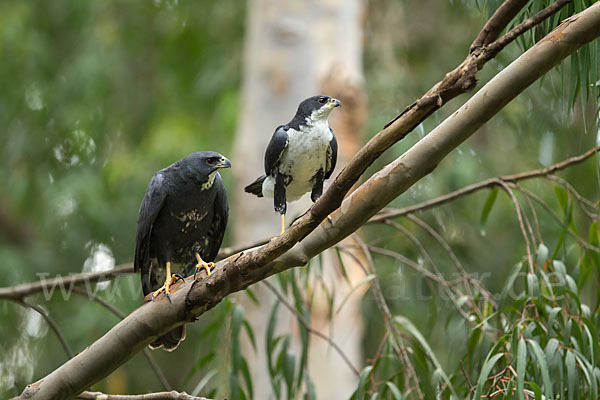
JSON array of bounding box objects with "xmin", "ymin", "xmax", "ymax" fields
[{"xmin": 245, "ymin": 95, "xmax": 340, "ymax": 234}]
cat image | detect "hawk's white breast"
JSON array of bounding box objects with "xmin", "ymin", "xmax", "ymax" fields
[{"xmin": 262, "ymin": 117, "xmax": 332, "ymax": 202}]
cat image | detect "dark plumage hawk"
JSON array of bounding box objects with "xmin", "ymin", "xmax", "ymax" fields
[
  {"xmin": 134, "ymin": 151, "xmax": 230, "ymax": 351},
  {"xmin": 244, "ymin": 95, "xmax": 340, "ymax": 234}
]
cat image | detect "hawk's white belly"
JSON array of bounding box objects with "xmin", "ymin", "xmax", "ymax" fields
[{"xmin": 262, "ymin": 120, "xmax": 332, "ymax": 202}]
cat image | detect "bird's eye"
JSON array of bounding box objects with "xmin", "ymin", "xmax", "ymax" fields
[
  {"xmin": 207, "ymin": 158, "xmax": 218, "ymax": 164},
  {"xmin": 318, "ymin": 97, "xmax": 327, "ymax": 104}
]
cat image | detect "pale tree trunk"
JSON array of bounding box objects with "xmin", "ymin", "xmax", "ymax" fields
[{"xmin": 231, "ymin": 0, "xmax": 367, "ymax": 398}]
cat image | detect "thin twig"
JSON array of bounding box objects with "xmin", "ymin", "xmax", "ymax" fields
[
  {"xmin": 512, "ymin": 185, "xmax": 600, "ymax": 253},
  {"xmin": 352, "ymin": 234, "xmax": 422, "ymax": 397},
  {"xmin": 77, "ymin": 391, "xmax": 211, "ymax": 400},
  {"xmin": 16, "ymin": 299, "xmax": 74, "ymax": 359},
  {"xmin": 217, "ymin": 240, "xmax": 268, "ymax": 260},
  {"xmin": 71, "ymin": 287, "xmax": 125, "ymax": 318},
  {"xmin": 71, "ymin": 287, "xmax": 173, "ymax": 391},
  {"xmin": 262, "ymin": 280, "xmax": 360, "ymax": 377},
  {"xmin": 0, "ymin": 264, "xmax": 133, "ymax": 300},
  {"xmin": 483, "ymin": 0, "xmax": 574, "ymax": 60},
  {"xmin": 470, "ymin": 0, "xmax": 529, "ymax": 49},
  {"xmin": 381, "ymin": 220, "xmax": 474, "ymax": 321},
  {"xmin": 514, "ymin": 191, "xmax": 539, "ymax": 250},
  {"xmin": 460, "ymin": 359, "xmax": 473, "ymax": 391},
  {"xmin": 496, "ymin": 180, "xmax": 535, "ymax": 274},
  {"xmin": 547, "ymin": 175, "xmax": 600, "ymax": 220},
  {"xmin": 520, "ymin": 186, "xmax": 543, "ymax": 244},
  {"xmin": 406, "ymin": 215, "xmax": 497, "ymax": 308},
  {"xmin": 362, "ymin": 245, "xmax": 445, "ymax": 284},
  {"xmin": 370, "ymin": 146, "xmax": 600, "ymax": 223}
]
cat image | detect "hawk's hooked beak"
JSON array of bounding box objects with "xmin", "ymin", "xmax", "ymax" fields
[
  {"xmin": 329, "ymin": 98, "xmax": 341, "ymax": 108},
  {"xmin": 216, "ymin": 157, "xmax": 232, "ymax": 169}
]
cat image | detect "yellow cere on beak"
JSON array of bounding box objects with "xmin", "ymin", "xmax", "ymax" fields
[
  {"xmin": 217, "ymin": 158, "xmax": 232, "ymax": 169},
  {"xmin": 329, "ymin": 98, "xmax": 341, "ymax": 108}
]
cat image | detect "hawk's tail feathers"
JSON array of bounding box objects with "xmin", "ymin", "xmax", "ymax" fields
[
  {"xmin": 149, "ymin": 325, "xmax": 186, "ymax": 352},
  {"xmin": 244, "ymin": 175, "xmax": 266, "ymax": 197}
]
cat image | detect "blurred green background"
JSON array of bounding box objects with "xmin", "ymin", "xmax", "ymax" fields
[{"xmin": 1, "ymin": 0, "xmax": 598, "ymax": 398}]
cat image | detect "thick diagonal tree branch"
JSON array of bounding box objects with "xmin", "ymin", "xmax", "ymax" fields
[{"xmin": 16, "ymin": 4, "xmax": 600, "ymax": 400}]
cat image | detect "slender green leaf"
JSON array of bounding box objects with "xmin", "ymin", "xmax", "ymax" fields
[
  {"xmin": 516, "ymin": 337, "xmax": 527, "ymax": 400},
  {"xmin": 473, "ymin": 353, "xmax": 504, "ymax": 399},
  {"xmin": 283, "ymin": 350, "xmax": 296, "ymax": 397},
  {"xmin": 191, "ymin": 369, "xmax": 218, "ymax": 397},
  {"xmin": 528, "ymin": 339, "xmax": 554, "ymax": 399},
  {"xmin": 566, "ymin": 350, "xmax": 577, "ymax": 400},
  {"xmin": 529, "ymin": 382, "xmax": 542, "ymax": 400},
  {"xmin": 241, "ymin": 320, "xmax": 256, "ymax": 353},
  {"xmin": 266, "ymin": 302, "xmax": 281, "ymax": 398},
  {"xmin": 535, "ymin": 243, "xmax": 548, "ymax": 267},
  {"xmin": 230, "ymin": 305, "xmax": 244, "ymax": 400},
  {"xmin": 336, "ymin": 274, "xmax": 375, "ymax": 315},
  {"xmin": 480, "ymin": 187, "xmax": 499, "ymax": 228},
  {"xmin": 385, "ymin": 381, "xmax": 403, "ymax": 400},
  {"xmin": 305, "ymin": 374, "xmax": 316, "ymax": 400},
  {"xmin": 394, "ymin": 316, "xmax": 458, "ymax": 397},
  {"xmin": 527, "ymin": 273, "xmax": 540, "ymax": 298},
  {"xmin": 572, "ymin": 350, "xmax": 598, "ymax": 400},
  {"xmin": 245, "ymin": 287, "xmax": 259, "ymax": 306},
  {"xmin": 240, "ymin": 357, "xmax": 254, "ymax": 399},
  {"xmin": 356, "ymin": 365, "xmax": 373, "ymax": 400}
]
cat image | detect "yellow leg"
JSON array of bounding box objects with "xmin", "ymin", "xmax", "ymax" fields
[
  {"xmin": 280, "ymin": 214, "xmax": 286, "ymax": 235},
  {"xmin": 151, "ymin": 262, "xmax": 183, "ymax": 302},
  {"xmin": 194, "ymin": 253, "xmax": 215, "ymax": 279}
]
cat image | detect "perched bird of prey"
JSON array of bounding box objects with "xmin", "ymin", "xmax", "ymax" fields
[
  {"xmin": 244, "ymin": 95, "xmax": 340, "ymax": 234},
  {"xmin": 134, "ymin": 151, "xmax": 230, "ymax": 351}
]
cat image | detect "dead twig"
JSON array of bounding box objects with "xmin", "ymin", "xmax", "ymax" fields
[{"xmin": 16, "ymin": 299, "xmax": 74, "ymax": 359}]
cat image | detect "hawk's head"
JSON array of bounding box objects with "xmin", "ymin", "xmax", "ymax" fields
[
  {"xmin": 296, "ymin": 95, "xmax": 341, "ymax": 122},
  {"xmin": 183, "ymin": 151, "xmax": 231, "ymax": 188}
]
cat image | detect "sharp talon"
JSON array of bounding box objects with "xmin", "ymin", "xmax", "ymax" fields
[
  {"xmin": 193, "ymin": 253, "xmax": 215, "ymax": 279},
  {"xmin": 173, "ymin": 274, "xmax": 184, "ymax": 283},
  {"xmin": 327, "ymin": 215, "xmax": 333, "ymax": 224},
  {"xmin": 167, "ymin": 292, "xmax": 172, "ymax": 303}
]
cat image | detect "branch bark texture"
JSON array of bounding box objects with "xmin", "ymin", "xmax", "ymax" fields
[
  {"xmin": 77, "ymin": 391, "xmax": 210, "ymax": 400},
  {"xmin": 17, "ymin": 3, "xmax": 600, "ymax": 399}
]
